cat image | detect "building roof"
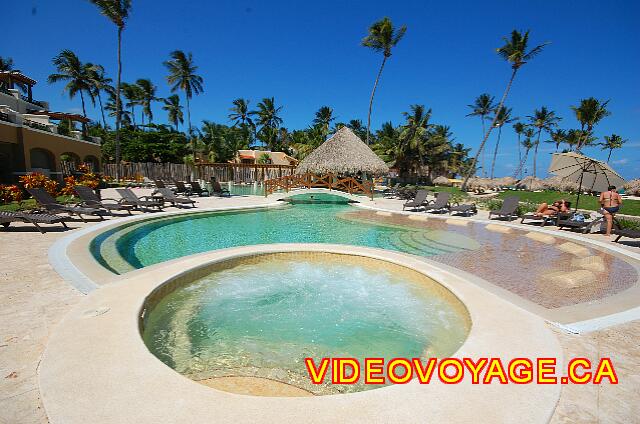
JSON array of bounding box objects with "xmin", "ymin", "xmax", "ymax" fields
[
  {"xmin": 0, "ymin": 71, "xmax": 37, "ymax": 86},
  {"xmin": 31, "ymin": 111, "xmax": 90, "ymax": 123},
  {"xmin": 295, "ymin": 127, "xmax": 389, "ymax": 175}
]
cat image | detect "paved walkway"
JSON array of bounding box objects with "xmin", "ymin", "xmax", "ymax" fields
[{"xmin": 0, "ymin": 191, "xmax": 638, "ymax": 423}]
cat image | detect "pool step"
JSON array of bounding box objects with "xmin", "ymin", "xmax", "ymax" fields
[{"xmin": 405, "ymin": 232, "xmax": 464, "ymax": 254}]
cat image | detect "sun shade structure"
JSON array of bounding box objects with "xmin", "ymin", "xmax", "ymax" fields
[
  {"xmin": 296, "ymin": 127, "xmax": 389, "ymax": 176},
  {"xmin": 548, "ymin": 152, "xmax": 626, "ymax": 210}
]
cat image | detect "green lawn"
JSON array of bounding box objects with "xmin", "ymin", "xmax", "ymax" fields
[{"xmin": 496, "ymin": 190, "xmax": 640, "ymax": 216}]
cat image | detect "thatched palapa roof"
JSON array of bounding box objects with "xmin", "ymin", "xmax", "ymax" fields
[{"xmin": 296, "ymin": 127, "xmax": 389, "ymax": 176}]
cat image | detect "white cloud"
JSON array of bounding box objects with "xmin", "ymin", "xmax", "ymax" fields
[{"xmin": 611, "ymin": 158, "xmax": 629, "ymax": 165}]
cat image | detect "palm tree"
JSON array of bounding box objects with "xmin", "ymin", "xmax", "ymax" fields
[
  {"xmin": 89, "ymin": 0, "xmax": 131, "ymax": 179},
  {"xmin": 545, "ymin": 128, "xmax": 567, "ymax": 152},
  {"xmin": 461, "ymin": 30, "xmax": 548, "ymax": 190},
  {"xmin": 135, "ymin": 78, "xmax": 157, "ymax": 126},
  {"xmin": 87, "ymin": 64, "xmax": 113, "ymax": 128},
  {"xmin": 0, "ymin": 56, "xmax": 14, "ymax": 71},
  {"xmin": 312, "ymin": 106, "xmax": 335, "ymax": 140},
  {"xmin": 162, "ymin": 94, "xmax": 183, "ymax": 131},
  {"xmin": 398, "ymin": 104, "xmax": 431, "ymax": 177},
  {"xmin": 164, "ymin": 50, "xmax": 204, "ymax": 156},
  {"xmin": 489, "ymin": 106, "xmax": 516, "ymax": 178},
  {"xmin": 600, "ymin": 134, "xmax": 627, "ymax": 163},
  {"xmin": 48, "ymin": 50, "xmax": 94, "ymax": 122},
  {"xmin": 362, "ymin": 17, "xmax": 407, "ymax": 145},
  {"xmin": 512, "ymin": 122, "xmax": 526, "ymax": 176},
  {"xmin": 228, "ymin": 98, "xmax": 253, "ymax": 128},
  {"xmin": 467, "ymin": 93, "xmax": 495, "ymax": 177},
  {"xmin": 251, "ymin": 97, "xmax": 283, "ymax": 148},
  {"xmin": 513, "ymin": 127, "xmax": 536, "ymax": 178},
  {"xmin": 120, "ymin": 82, "xmax": 142, "ymax": 126},
  {"xmin": 105, "ymin": 92, "xmax": 131, "ymax": 126},
  {"xmin": 346, "ymin": 119, "xmax": 367, "ymax": 141},
  {"xmin": 527, "ymin": 106, "xmax": 560, "ymax": 177},
  {"xmin": 571, "ymin": 97, "xmax": 611, "ymax": 151}
]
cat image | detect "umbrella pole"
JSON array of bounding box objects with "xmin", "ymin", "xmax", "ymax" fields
[{"xmin": 575, "ymin": 169, "xmax": 585, "ymax": 212}]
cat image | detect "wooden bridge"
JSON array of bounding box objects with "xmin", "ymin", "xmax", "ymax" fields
[{"xmin": 264, "ymin": 172, "xmax": 374, "ymax": 199}]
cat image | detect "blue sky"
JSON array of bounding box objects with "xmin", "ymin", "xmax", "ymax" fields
[{"xmin": 6, "ymin": 0, "xmax": 639, "ymax": 178}]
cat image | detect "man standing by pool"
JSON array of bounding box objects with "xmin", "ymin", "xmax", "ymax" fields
[{"xmin": 599, "ymin": 185, "xmax": 623, "ymax": 237}]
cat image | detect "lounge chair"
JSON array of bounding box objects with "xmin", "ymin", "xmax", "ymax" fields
[
  {"xmin": 612, "ymin": 228, "xmax": 640, "ymax": 243},
  {"xmin": 402, "ymin": 190, "xmax": 429, "ymax": 211},
  {"xmin": 74, "ymin": 186, "xmax": 133, "ymax": 215},
  {"xmin": 155, "ymin": 188, "xmax": 196, "ymax": 208},
  {"xmin": 210, "ymin": 179, "xmax": 231, "ymax": 197},
  {"xmin": 488, "ymin": 196, "xmax": 520, "ymax": 221},
  {"xmin": 520, "ymin": 213, "xmax": 558, "ymax": 227},
  {"xmin": 449, "ymin": 201, "xmax": 477, "ymax": 216},
  {"xmin": 0, "ymin": 210, "xmax": 68, "ymax": 234},
  {"xmin": 383, "ymin": 183, "xmax": 400, "ymax": 198},
  {"xmin": 424, "ymin": 192, "xmax": 452, "ymax": 214},
  {"xmin": 173, "ymin": 180, "xmax": 189, "ymax": 195},
  {"xmin": 115, "ymin": 188, "xmax": 164, "ymax": 211},
  {"xmin": 189, "ymin": 181, "xmax": 209, "ymax": 197},
  {"xmin": 154, "ymin": 180, "xmax": 167, "ymax": 189},
  {"xmin": 27, "ymin": 188, "xmax": 104, "ymax": 222},
  {"xmin": 556, "ymin": 213, "xmax": 607, "ymax": 234}
]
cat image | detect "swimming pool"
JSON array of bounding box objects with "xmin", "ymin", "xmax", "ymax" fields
[
  {"xmin": 91, "ymin": 201, "xmax": 479, "ymax": 274},
  {"xmin": 141, "ymin": 252, "xmax": 470, "ymax": 395}
]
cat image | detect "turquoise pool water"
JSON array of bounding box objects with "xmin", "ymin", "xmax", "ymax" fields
[
  {"xmin": 141, "ymin": 253, "xmax": 470, "ymax": 395},
  {"xmin": 92, "ymin": 201, "xmax": 476, "ymax": 274}
]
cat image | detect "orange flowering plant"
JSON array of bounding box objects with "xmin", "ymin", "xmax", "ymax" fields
[
  {"xmin": 0, "ymin": 185, "xmax": 23, "ymax": 203},
  {"xmin": 19, "ymin": 173, "xmax": 59, "ymax": 196}
]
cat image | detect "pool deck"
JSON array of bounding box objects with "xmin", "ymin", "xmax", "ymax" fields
[{"xmin": 1, "ymin": 189, "xmax": 639, "ymax": 423}]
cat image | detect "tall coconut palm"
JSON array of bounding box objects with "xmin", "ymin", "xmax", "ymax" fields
[
  {"xmin": 252, "ymin": 97, "xmax": 283, "ymax": 129},
  {"xmin": 135, "ymin": 78, "xmax": 157, "ymax": 126},
  {"xmin": 600, "ymin": 134, "xmax": 627, "ymax": 163},
  {"xmin": 162, "ymin": 94, "xmax": 183, "ymax": 131},
  {"xmin": 120, "ymin": 82, "xmax": 142, "ymax": 126},
  {"xmin": 89, "ymin": 0, "xmax": 131, "ymax": 180},
  {"xmin": 545, "ymin": 128, "xmax": 567, "ymax": 152},
  {"xmin": 489, "ymin": 106, "xmax": 516, "ymax": 178},
  {"xmin": 87, "ymin": 64, "xmax": 113, "ymax": 128},
  {"xmin": 466, "ymin": 93, "xmax": 495, "ymax": 177},
  {"xmin": 527, "ymin": 106, "xmax": 560, "ymax": 177},
  {"xmin": 312, "ymin": 106, "xmax": 335, "ymax": 140},
  {"xmin": 461, "ymin": 30, "xmax": 548, "ymax": 190},
  {"xmin": 0, "ymin": 56, "xmax": 14, "ymax": 71},
  {"xmin": 47, "ymin": 50, "xmax": 94, "ymax": 119},
  {"xmin": 398, "ymin": 104, "xmax": 432, "ymax": 176},
  {"xmin": 513, "ymin": 127, "xmax": 536, "ymax": 178},
  {"xmin": 571, "ymin": 97, "xmax": 611, "ymax": 151},
  {"xmin": 362, "ymin": 17, "xmax": 407, "ymax": 145},
  {"xmin": 228, "ymin": 98, "xmax": 253, "ymax": 128},
  {"xmin": 164, "ymin": 50, "xmax": 204, "ymax": 156},
  {"xmin": 512, "ymin": 122, "xmax": 526, "ymax": 176}
]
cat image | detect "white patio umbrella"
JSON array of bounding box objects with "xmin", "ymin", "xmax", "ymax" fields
[{"xmin": 548, "ymin": 152, "xmax": 626, "ymax": 210}]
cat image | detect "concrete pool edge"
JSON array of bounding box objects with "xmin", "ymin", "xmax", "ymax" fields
[{"xmin": 39, "ymin": 244, "xmax": 562, "ymax": 424}]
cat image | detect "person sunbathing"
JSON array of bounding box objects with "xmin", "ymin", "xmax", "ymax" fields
[{"xmin": 533, "ymin": 200, "xmax": 569, "ymax": 216}]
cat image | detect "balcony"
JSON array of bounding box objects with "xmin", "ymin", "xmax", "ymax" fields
[
  {"xmin": 0, "ymin": 111, "xmax": 10, "ymax": 123},
  {"xmin": 19, "ymin": 94, "xmax": 46, "ymax": 109},
  {"xmin": 23, "ymin": 118, "xmax": 53, "ymax": 132}
]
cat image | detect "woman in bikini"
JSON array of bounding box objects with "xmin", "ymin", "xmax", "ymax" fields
[
  {"xmin": 533, "ymin": 199, "xmax": 570, "ymax": 217},
  {"xmin": 599, "ymin": 185, "xmax": 622, "ymax": 236}
]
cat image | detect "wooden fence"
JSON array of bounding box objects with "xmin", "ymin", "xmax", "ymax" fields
[
  {"xmin": 264, "ymin": 172, "xmax": 374, "ymax": 199},
  {"xmin": 103, "ymin": 162, "xmax": 296, "ymax": 183}
]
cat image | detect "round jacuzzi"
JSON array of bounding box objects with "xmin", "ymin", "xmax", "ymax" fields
[{"xmin": 140, "ymin": 252, "xmax": 470, "ymax": 396}]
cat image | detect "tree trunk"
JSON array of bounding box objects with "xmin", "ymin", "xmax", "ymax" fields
[
  {"xmin": 516, "ymin": 133, "xmax": 522, "ymax": 175},
  {"xmin": 607, "ymin": 149, "xmax": 612, "ymax": 163},
  {"xmin": 490, "ymin": 125, "xmax": 502, "ymax": 179},
  {"xmin": 462, "ymin": 67, "xmax": 518, "ymax": 191},
  {"xmin": 533, "ymin": 128, "xmax": 542, "ymax": 178},
  {"xmin": 97, "ymin": 92, "xmax": 107, "ymax": 128},
  {"xmin": 480, "ymin": 119, "xmax": 486, "ymax": 177},
  {"xmin": 115, "ymin": 26, "xmax": 122, "ymax": 181},
  {"xmin": 186, "ymin": 94, "xmax": 194, "ymax": 157},
  {"xmin": 366, "ymin": 55, "xmax": 387, "ymax": 145},
  {"xmin": 80, "ymin": 90, "xmax": 87, "ymax": 119}
]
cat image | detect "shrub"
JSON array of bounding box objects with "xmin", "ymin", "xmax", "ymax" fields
[
  {"xmin": 19, "ymin": 173, "xmax": 59, "ymax": 196},
  {"xmin": 0, "ymin": 185, "xmax": 23, "ymax": 203},
  {"xmin": 432, "ymin": 176, "xmax": 451, "ymax": 186},
  {"xmin": 618, "ymin": 218, "xmax": 640, "ymax": 231}
]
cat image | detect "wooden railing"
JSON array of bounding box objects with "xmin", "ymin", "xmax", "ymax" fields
[{"xmin": 264, "ymin": 172, "xmax": 374, "ymax": 199}]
